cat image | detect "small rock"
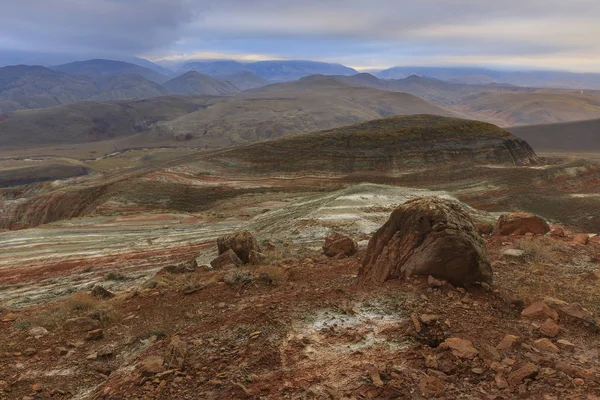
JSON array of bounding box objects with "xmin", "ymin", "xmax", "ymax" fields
[
  {"xmin": 540, "ymin": 319, "xmax": 560, "ymax": 338},
  {"xmin": 442, "ymin": 338, "xmax": 478, "ymax": 359},
  {"xmin": 427, "ymin": 275, "xmax": 445, "ymax": 288},
  {"xmin": 573, "ymin": 234, "xmax": 590, "ymax": 245},
  {"xmin": 573, "ymin": 378, "xmax": 586, "ymax": 386},
  {"xmin": 90, "ymin": 285, "xmax": 115, "ymax": 299},
  {"xmin": 533, "ymin": 338, "xmax": 560, "ymax": 353},
  {"xmin": 559, "ymin": 303, "xmax": 595, "ymax": 324},
  {"xmin": 31, "ymin": 384, "xmax": 42, "ymax": 392},
  {"xmin": 1, "ymin": 312, "xmax": 17, "ymax": 322},
  {"xmin": 496, "ymin": 334, "xmax": 520, "ymax": 351},
  {"xmin": 493, "ymin": 212, "xmax": 550, "ymax": 236},
  {"xmin": 418, "ymin": 375, "xmax": 445, "ymax": 398},
  {"xmin": 556, "ymin": 339, "xmax": 576, "ymax": 349},
  {"xmin": 28, "ymin": 326, "xmax": 48, "ymax": 339},
  {"xmin": 551, "ymin": 227, "xmax": 566, "ymax": 237},
  {"xmin": 521, "ymin": 301, "xmax": 558, "ymax": 321},
  {"xmin": 85, "ymin": 329, "xmax": 104, "ymax": 341},
  {"xmin": 57, "ymin": 347, "xmax": 68, "ymax": 355},
  {"xmin": 139, "ymin": 356, "xmax": 165, "ymax": 376},
  {"xmin": 248, "ymin": 250, "xmax": 267, "ymax": 265},
  {"xmin": 323, "ymin": 233, "xmax": 358, "ymax": 257},
  {"xmin": 420, "ymin": 314, "xmax": 441, "ymax": 324},
  {"xmin": 23, "ymin": 348, "xmax": 37, "ymax": 357},
  {"xmin": 480, "ymin": 344, "xmax": 501, "ymax": 362},
  {"xmin": 217, "ymin": 230, "xmax": 260, "ymax": 264},
  {"xmin": 495, "ymin": 373, "xmax": 509, "ymax": 389},
  {"xmin": 210, "ymin": 249, "xmax": 243, "ymax": 269},
  {"xmin": 503, "ymin": 249, "xmax": 525, "ymax": 260},
  {"xmin": 508, "ymin": 362, "xmax": 538, "ymax": 386}
]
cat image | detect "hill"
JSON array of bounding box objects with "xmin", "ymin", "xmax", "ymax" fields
[
  {"xmin": 455, "ymin": 91, "xmax": 600, "ymax": 126},
  {"xmin": 205, "ymin": 114, "xmax": 539, "ymax": 174},
  {"xmin": 179, "ymin": 59, "xmax": 358, "ymax": 82},
  {"xmin": 0, "ymin": 65, "xmax": 174, "ymax": 113},
  {"xmin": 376, "ymin": 66, "xmax": 600, "ymax": 90},
  {"xmin": 222, "ymin": 71, "xmax": 268, "ymax": 90},
  {"xmin": 53, "ymin": 59, "xmax": 169, "ymax": 83},
  {"xmin": 163, "ymin": 71, "xmax": 240, "ymax": 95},
  {"xmin": 0, "ymin": 79, "xmax": 454, "ymax": 153},
  {"xmin": 509, "ymin": 118, "xmax": 600, "ymax": 151}
]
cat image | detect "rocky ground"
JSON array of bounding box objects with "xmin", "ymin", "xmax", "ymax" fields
[{"xmin": 1, "ymin": 204, "xmax": 599, "ymax": 399}]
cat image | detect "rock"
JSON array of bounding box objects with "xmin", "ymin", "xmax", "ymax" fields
[
  {"xmin": 573, "ymin": 234, "xmax": 590, "ymax": 245},
  {"xmin": 217, "ymin": 231, "xmax": 260, "ymax": 264},
  {"xmin": 358, "ymin": 197, "xmax": 492, "ymax": 286},
  {"xmin": 23, "ymin": 348, "xmax": 37, "ymax": 357},
  {"xmin": 1, "ymin": 312, "xmax": 17, "ymax": 322},
  {"xmin": 248, "ymin": 250, "xmax": 267, "ymax": 265},
  {"xmin": 323, "ymin": 233, "xmax": 358, "ymax": 257},
  {"xmin": 28, "ymin": 326, "xmax": 48, "ymax": 339},
  {"xmin": 475, "ymin": 222, "xmax": 493, "ymax": 235},
  {"xmin": 442, "ymin": 337, "xmax": 478, "ymax": 359},
  {"xmin": 90, "ymin": 285, "xmax": 115, "ymax": 299},
  {"xmin": 418, "ymin": 375, "xmax": 445, "ymax": 398},
  {"xmin": 85, "ymin": 329, "xmax": 104, "ymax": 341},
  {"xmin": 427, "ymin": 275, "xmax": 446, "ymax": 288},
  {"xmin": 556, "ymin": 339, "xmax": 576, "ymax": 349},
  {"xmin": 139, "ymin": 356, "xmax": 165, "ymax": 376},
  {"xmin": 559, "ymin": 303, "xmax": 596, "ymax": 324},
  {"xmin": 496, "ymin": 334, "xmax": 520, "ymax": 351},
  {"xmin": 521, "ymin": 301, "xmax": 558, "ymax": 321},
  {"xmin": 492, "ymin": 212, "xmax": 550, "ymax": 236},
  {"xmin": 480, "ymin": 344, "xmax": 502, "ymax": 362},
  {"xmin": 540, "ymin": 319, "xmax": 560, "ymax": 338},
  {"xmin": 31, "ymin": 384, "xmax": 42, "ymax": 392},
  {"xmin": 502, "ymin": 249, "xmax": 525, "ymax": 260},
  {"xmin": 159, "ymin": 260, "xmax": 197, "ymax": 274},
  {"xmin": 168, "ymin": 336, "xmax": 187, "ymax": 369},
  {"xmin": 210, "ymin": 249, "xmax": 243, "ymax": 269},
  {"xmin": 56, "ymin": 347, "xmax": 69, "ymax": 356},
  {"xmin": 495, "ymin": 373, "xmax": 509, "ymax": 389},
  {"xmin": 508, "ymin": 362, "xmax": 538, "ymax": 386},
  {"xmin": 534, "ymin": 338, "xmax": 560, "ymax": 353},
  {"xmin": 64, "ymin": 317, "xmax": 101, "ymax": 332},
  {"xmin": 551, "ymin": 227, "xmax": 566, "ymax": 237},
  {"xmin": 365, "ymin": 364, "xmax": 383, "ymax": 388}
]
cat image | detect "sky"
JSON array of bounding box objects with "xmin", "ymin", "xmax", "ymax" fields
[{"xmin": 2, "ymin": 0, "xmax": 600, "ymax": 71}]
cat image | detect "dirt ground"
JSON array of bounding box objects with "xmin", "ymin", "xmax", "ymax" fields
[{"xmin": 1, "ymin": 227, "xmax": 599, "ymax": 400}]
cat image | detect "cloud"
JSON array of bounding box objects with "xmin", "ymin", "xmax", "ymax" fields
[{"xmin": 2, "ymin": 0, "xmax": 600, "ymax": 70}]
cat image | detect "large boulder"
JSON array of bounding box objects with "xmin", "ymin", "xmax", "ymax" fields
[
  {"xmin": 210, "ymin": 249, "xmax": 243, "ymax": 269},
  {"xmin": 492, "ymin": 212, "xmax": 550, "ymax": 236},
  {"xmin": 323, "ymin": 233, "xmax": 358, "ymax": 257},
  {"xmin": 358, "ymin": 197, "xmax": 492, "ymax": 286},
  {"xmin": 217, "ymin": 231, "xmax": 260, "ymax": 264}
]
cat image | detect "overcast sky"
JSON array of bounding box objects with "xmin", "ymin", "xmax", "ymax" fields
[{"xmin": 2, "ymin": 0, "xmax": 600, "ymax": 71}]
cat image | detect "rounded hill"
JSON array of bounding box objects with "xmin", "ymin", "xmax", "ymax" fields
[{"xmin": 207, "ymin": 114, "xmax": 539, "ymax": 174}]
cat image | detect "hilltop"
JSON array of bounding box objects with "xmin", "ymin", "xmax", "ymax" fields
[
  {"xmin": 53, "ymin": 59, "xmax": 169, "ymax": 83},
  {"xmin": 206, "ymin": 114, "xmax": 539, "ymax": 174},
  {"xmin": 163, "ymin": 71, "xmax": 240, "ymax": 95}
]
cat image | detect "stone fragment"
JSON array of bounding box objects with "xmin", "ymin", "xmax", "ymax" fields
[
  {"xmin": 540, "ymin": 319, "xmax": 560, "ymax": 338},
  {"xmin": 90, "ymin": 285, "xmax": 115, "ymax": 299},
  {"xmin": 28, "ymin": 326, "xmax": 48, "ymax": 339},
  {"xmin": 85, "ymin": 329, "xmax": 104, "ymax": 341},
  {"xmin": 323, "ymin": 233, "xmax": 358, "ymax": 257},
  {"xmin": 418, "ymin": 375, "xmax": 445, "ymax": 398},
  {"xmin": 534, "ymin": 338, "xmax": 560, "ymax": 353},
  {"xmin": 210, "ymin": 249, "xmax": 243, "ymax": 269},
  {"xmin": 442, "ymin": 338, "xmax": 478, "ymax": 359},
  {"xmin": 492, "ymin": 212, "xmax": 550, "ymax": 236},
  {"xmin": 217, "ymin": 231, "xmax": 260, "ymax": 264},
  {"xmin": 508, "ymin": 362, "xmax": 538, "ymax": 386},
  {"xmin": 573, "ymin": 234, "xmax": 590, "ymax": 245},
  {"xmin": 496, "ymin": 334, "xmax": 520, "ymax": 351},
  {"xmin": 521, "ymin": 301, "xmax": 558, "ymax": 321},
  {"xmin": 139, "ymin": 356, "xmax": 165, "ymax": 376}
]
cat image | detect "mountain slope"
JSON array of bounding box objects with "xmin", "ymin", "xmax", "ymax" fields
[
  {"xmin": 204, "ymin": 115, "xmax": 539, "ymax": 174},
  {"xmin": 509, "ymin": 118, "xmax": 600, "ymax": 151},
  {"xmin": 222, "ymin": 71, "xmax": 268, "ymax": 90},
  {"xmin": 163, "ymin": 71, "xmax": 240, "ymax": 95},
  {"xmin": 53, "ymin": 59, "xmax": 169, "ymax": 83}
]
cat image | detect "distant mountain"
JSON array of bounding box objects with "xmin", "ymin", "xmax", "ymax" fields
[
  {"xmin": 127, "ymin": 57, "xmax": 173, "ymax": 77},
  {"xmin": 179, "ymin": 59, "xmax": 358, "ymax": 82},
  {"xmin": 181, "ymin": 60, "xmax": 247, "ymax": 77},
  {"xmin": 0, "ymin": 65, "xmax": 172, "ymax": 113},
  {"xmin": 163, "ymin": 71, "xmax": 240, "ymax": 95},
  {"xmin": 91, "ymin": 74, "xmax": 171, "ymax": 101},
  {"xmin": 376, "ymin": 66, "xmax": 600, "ymax": 90},
  {"xmin": 53, "ymin": 59, "xmax": 169, "ymax": 83},
  {"xmin": 222, "ymin": 71, "xmax": 268, "ymax": 90},
  {"xmin": 509, "ymin": 118, "xmax": 600, "ymax": 151}
]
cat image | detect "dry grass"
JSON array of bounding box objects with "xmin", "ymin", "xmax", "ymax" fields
[
  {"xmin": 255, "ymin": 265, "xmax": 290, "ymax": 285},
  {"xmin": 29, "ymin": 292, "xmax": 120, "ymax": 331},
  {"xmin": 515, "ymin": 236, "xmax": 568, "ymax": 264}
]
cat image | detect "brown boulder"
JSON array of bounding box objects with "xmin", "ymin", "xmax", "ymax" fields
[
  {"xmin": 492, "ymin": 212, "xmax": 550, "ymax": 236},
  {"xmin": 323, "ymin": 233, "xmax": 358, "ymax": 257},
  {"xmin": 508, "ymin": 362, "xmax": 538, "ymax": 386},
  {"xmin": 475, "ymin": 223, "xmax": 493, "ymax": 235},
  {"xmin": 442, "ymin": 337, "xmax": 478, "ymax": 359},
  {"xmin": 210, "ymin": 249, "xmax": 243, "ymax": 269},
  {"xmin": 358, "ymin": 197, "xmax": 492, "ymax": 286},
  {"xmin": 139, "ymin": 356, "xmax": 165, "ymax": 376},
  {"xmin": 521, "ymin": 301, "xmax": 558, "ymax": 321},
  {"xmin": 573, "ymin": 234, "xmax": 590, "ymax": 245},
  {"xmin": 159, "ymin": 260, "xmax": 197, "ymax": 274},
  {"xmin": 540, "ymin": 319, "xmax": 560, "ymax": 337},
  {"xmin": 217, "ymin": 231, "xmax": 260, "ymax": 264}
]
